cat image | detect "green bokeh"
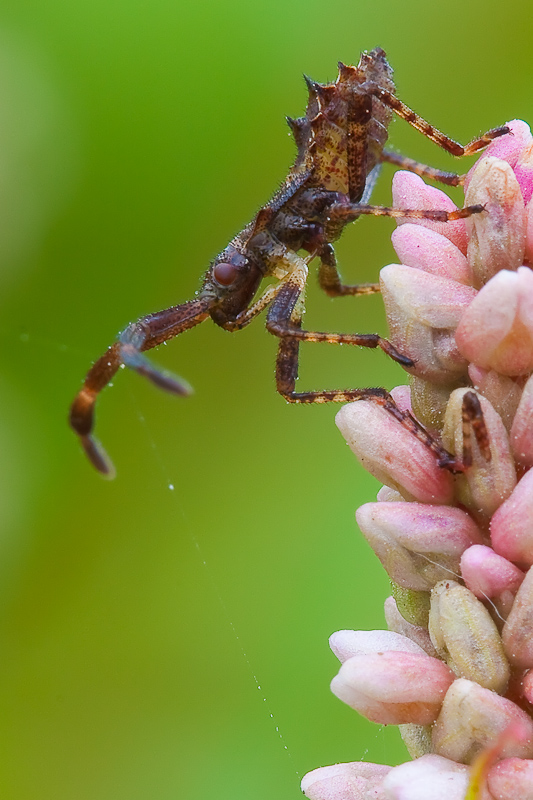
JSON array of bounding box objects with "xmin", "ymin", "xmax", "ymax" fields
[{"xmin": 0, "ymin": 1, "xmax": 530, "ymax": 797}]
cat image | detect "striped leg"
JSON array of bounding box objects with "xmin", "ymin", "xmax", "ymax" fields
[
  {"xmin": 266, "ymin": 280, "xmax": 459, "ymax": 470},
  {"xmin": 370, "ymin": 87, "xmax": 509, "ymax": 157}
]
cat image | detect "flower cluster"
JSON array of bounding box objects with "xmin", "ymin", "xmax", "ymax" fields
[{"xmin": 302, "ymin": 121, "xmax": 533, "ymax": 800}]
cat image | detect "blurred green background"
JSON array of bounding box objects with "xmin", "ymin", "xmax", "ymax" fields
[{"xmin": 0, "ymin": 0, "xmax": 531, "ymax": 797}]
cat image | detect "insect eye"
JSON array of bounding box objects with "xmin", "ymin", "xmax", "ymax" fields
[{"xmin": 213, "ymin": 262, "xmax": 239, "ymax": 286}]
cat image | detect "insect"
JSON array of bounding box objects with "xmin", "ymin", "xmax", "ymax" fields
[{"xmin": 70, "ymin": 47, "xmax": 508, "ymax": 477}]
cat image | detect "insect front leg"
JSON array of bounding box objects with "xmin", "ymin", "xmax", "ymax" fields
[
  {"xmin": 324, "ymin": 200, "xmax": 485, "ymax": 238},
  {"xmin": 70, "ymin": 298, "xmax": 210, "ymax": 476}
]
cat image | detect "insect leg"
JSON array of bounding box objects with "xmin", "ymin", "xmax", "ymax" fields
[
  {"xmin": 218, "ymin": 283, "xmax": 285, "ymax": 332},
  {"xmin": 317, "ymin": 243, "xmax": 380, "ymax": 297},
  {"xmin": 326, "ymin": 201, "xmax": 484, "ymax": 231},
  {"xmin": 267, "ymin": 278, "xmax": 457, "ymax": 468},
  {"xmin": 70, "ymin": 298, "xmax": 210, "ymax": 476},
  {"xmin": 370, "ymin": 88, "xmax": 509, "ymax": 157},
  {"xmin": 266, "ymin": 264, "xmax": 413, "ymax": 367},
  {"xmin": 381, "ymin": 150, "xmax": 463, "ymax": 187}
]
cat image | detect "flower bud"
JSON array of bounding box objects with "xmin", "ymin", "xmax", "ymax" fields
[
  {"xmin": 391, "ymin": 224, "xmax": 472, "ymax": 284},
  {"xmin": 456, "ymin": 267, "xmax": 533, "ymax": 376},
  {"xmin": 465, "ymin": 157, "xmax": 526, "ymax": 286},
  {"xmin": 442, "ymin": 389, "xmax": 516, "ymax": 520},
  {"xmin": 356, "ymin": 502, "xmax": 483, "ymax": 591},
  {"xmin": 330, "ymin": 650, "xmax": 455, "ymax": 726},
  {"xmin": 460, "ymin": 545, "xmax": 524, "ymax": 617},
  {"xmin": 502, "ymin": 567, "xmax": 533, "ymax": 669},
  {"xmin": 491, "ymin": 469, "xmax": 533, "ymax": 567},
  {"xmin": 511, "ymin": 373, "xmax": 533, "ymax": 468},
  {"xmin": 336, "ymin": 402, "xmax": 454, "ymax": 504},
  {"xmin": 381, "ymin": 754, "xmax": 469, "ymax": 800},
  {"xmin": 432, "ymin": 679, "xmax": 533, "ymax": 764},
  {"xmin": 381, "ymin": 264, "xmax": 475, "ymax": 383},
  {"xmin": 429, "ymin": 580, "xmax": 510, "ymax": 692},
  {"xmin": 392, "ymin": 171, "xmax": 468, "ymax": 253},
  {"xmin": 301, "ymin": 762, "xmax": 391, "ymax": 800},
  {"xmin": 329, "ymin": 629, "xmax": 425, "ymax": 663},
  {"xmin": 488, "ymin": 757, "xmax": 533, "ymax": 800}
]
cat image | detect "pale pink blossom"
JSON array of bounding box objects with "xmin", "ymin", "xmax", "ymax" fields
[{"xmin": 303, "ymin": 121, "xmax": 533, "ymax": 800}]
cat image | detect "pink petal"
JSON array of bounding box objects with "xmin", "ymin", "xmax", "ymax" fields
[
  {"xmin": 391, "ymin": 225, "xmax": 472, "ymax": 284},
  {"xmin": 329, "ymin": 629, "xmax": 425, "ymax": 663},
  {"xmin": 465, "ymin": 157, "xmax": 526, "ymax": 287},
  {"xmin": 460, "ymin": 544, "xmax": 524, "ymax": 614},
  {"xmin": 301, "ymin": 762, "xmax": 391, "ymax": 800},
  {"xmin": 456, "ymin": 268, "xmax": 533, "ymax": 376},
  {"xmin": 380, "ymin": 264, "xmax": 476, "ymax": 383},
  {"xmin": 511, "ymin": 374, "xmax": 533, "ymax": 467},
  {"xmin": 433, "ymin": 679, "xmax": 533, "ymax": 763},
  {"xmin": 331, "ymin": 651, "xmax": 455, "ymax": 725},
  {"xmin": 336, "ymin": 402, "xmax": 455, "ymax": 505},
  {"xmin": 381, "ymin": 755, "xmax": 469, "ymax": 800},
  {"xmin": 464, "ymin": 120, "xmax": 533, "ymax": 190},
  {"xmin": 491, "ymin": 469, "xmax": 533, "ymax": 567},
  {"xmin": 356, "ymin": 502, "xmax": 482, "ymax": 591},
  {"xmin": 392, "ymin": 171, "xmax": 468, "ymax": 253},
  {"xmin": 488, "ymin": 757, "xmax": 533, "ymax": 800},
  {"xmin": 503, "ymin": 567, "xmax": 533, "ymax": 669}
]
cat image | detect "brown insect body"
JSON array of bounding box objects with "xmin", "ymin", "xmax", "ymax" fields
[
  {"xmin": 205, "ymin": 49, "xmax": 395, "ymax": 326},
  {"xmin": 70, "ymin": 47, "xmax": 509, "ymax": 476}
]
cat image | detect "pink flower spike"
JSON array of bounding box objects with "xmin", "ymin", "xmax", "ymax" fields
[
  {"xmin": 355, "ymin": 502, "xmax": 483, "ymax": 591},
  {"xmin": 335, "ymin": 402, "xmax": 454, "ymax": 504},
  {"xmin": 432, "ymin": 679, "xmax": 533, "ymax": 764},
  {"xmin": 392, "ymin": 171, "xmax": 469, "ymax": 253},
  {"xmin": 456, "ymin": 268, "xmax": 533, "ymax": 376},
  {"xmin": 460, "ymin": 545, "xmax": 524, "ymax": 614},
  {"xmin": 329, "ymin": 629, "xmax": 425, "ymax": 663},
  {"xmin": 380, "ymin": 264, "xmax": 476, "ymax": 383},
  {"xmin": 381, "ymin": 754, "xmax": 469, "ymax": 800},
  {"xmin": 391, "ymin": 225, "xmax": 473, "ymax": 284},
  {"xmin": 488, "ymin": 757, "xmax": 533, "ymax": 800},
  {"xmin": 330, "ymin": 651, "xmax": 455, "ymax": 726},
  {"xmin": 491, "ymin": 469, "xmax": 533, "ymax": 567},
  {"xmin": 301, "ymin": 762, "xmax": 391, "ymax": 800}
]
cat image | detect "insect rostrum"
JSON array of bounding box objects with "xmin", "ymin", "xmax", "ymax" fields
[{"xmin": 70, "ymin": 47, "xmax": 508, "ymax": 477}]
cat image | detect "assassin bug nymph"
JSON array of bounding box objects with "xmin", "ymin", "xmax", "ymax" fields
[{"xmin": 70, "ymin": 47, "xmax": 509, "ymax": 477}]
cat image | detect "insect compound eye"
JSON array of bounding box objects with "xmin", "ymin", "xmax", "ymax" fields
[{"xmin": 213, "ymin": 262, "xmax": 239, "ymax": 287}]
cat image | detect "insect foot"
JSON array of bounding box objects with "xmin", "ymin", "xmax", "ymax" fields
[{"xmin": 70, "ymin": 46, "xmax": 510, "ymax": 475}]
